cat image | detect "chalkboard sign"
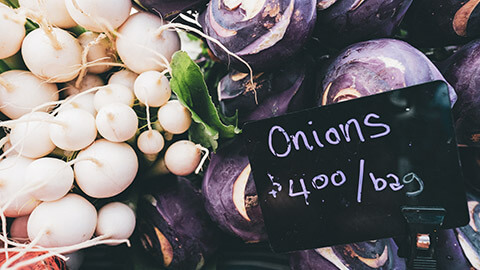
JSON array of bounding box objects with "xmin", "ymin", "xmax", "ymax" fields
[{"xmin": 243, "ymin": 81, "xmax": 469, "ymax": 253}]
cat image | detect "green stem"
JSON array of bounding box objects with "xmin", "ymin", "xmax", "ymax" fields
[
  {"xmin": 2, "ymin": 52, "xmax": 27, "ymax": 70},
  {"xmin": 67, "ymin": 25, "xmax": 87, "ymax": 37},
  {"xmin": 0, "ymin": 60, "xmax": 10, "ymax": 73},
  {"xmin": 4, "ymin": 0, "xmax": 19, "ymax": 8},
  {"xmin": 25, "ymin": 19, "xmax": 38, "ymax": 33}
]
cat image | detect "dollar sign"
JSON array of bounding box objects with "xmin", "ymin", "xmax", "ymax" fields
[{"xmin": 267, "ymin": 173, "xmax": 282, "ymax": 198}]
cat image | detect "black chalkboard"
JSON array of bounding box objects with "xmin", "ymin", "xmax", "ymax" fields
[{"xmin": 243, "ymin": 81, "xmax": 469, "ymax": 253}]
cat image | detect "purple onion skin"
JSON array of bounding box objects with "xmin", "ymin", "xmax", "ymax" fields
[
  {"xmin": 319, "ymin": 38, "xmax": 457, "ymax": 107},
  {"xmin": 203, "ymin": 139, "xmax": 268, "ymax": 243},
  {"xmin": 404, "ymin": 0, "xmax": 480, "ymax": 47},
  {"xmin": 455, "ymin": 192, "xmax": 480, "ymax": 269},
  {"xmin": 314, "ymin": 0, "xmax": 413, "ymax": 48},
  {"xmin": 436, "ymin": 229, "xmax": 473, "ymax": 270},
  {"xmin": 439, "ymin": 40, "xmax": 480, "ymax": 146},
  {"xmin": 290, "ymin": 239, "xmax": 406, "ymax": 270},
  {"xmin": 133, "ymin": 0, "xmax": 208, "ymax": 20},
  {"xmin": 218, "ymin": 57, "xmax": 316, "ymax": 125},
  {"xmin": 136, "ymin": 176, "xmax": 220, "ymax": 269},
  {"xmin": 317, "ymin": 0, "xmax": 337, "ymax": 10},
  {"xmin": 199, "ymin": 0, "xmax": 317, "ymax": 72}
]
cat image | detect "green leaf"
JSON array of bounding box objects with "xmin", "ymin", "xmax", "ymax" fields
[
  {"xmin": 218, "ymin": 107, "xmax": 239, "ymax": 127},
  {"xmin": 188, "ymin": 121, "xmax": 219, "ymax": 151},
  {"xmin": 170, "ymin": 51, "xmax": 241, "ymax": 151}
]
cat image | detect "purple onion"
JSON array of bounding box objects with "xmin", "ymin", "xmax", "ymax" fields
[
  {"xmin": 218, "ymin": 57, "xmax": 315, "ymax": 124},
  {"xmin": 314, "ymin": 0, "xmax": 413, "ymax": 47},
  {"xmin": 136, "ymin": 176, "xmax": 220, "ymax": 269},
  {"xmin": 203, "ymin": 139, "xmax": 268, "ymax": 243},
  {"xmin": 319, "ymin": 38, "xmax": 457, "ymax": 106},
  {"xmin": 439, "ymin": 39, "xmax": 480, "ymax": 146},
  {"xmin": 290, "ymin": 239, "xmax": 406, "ymax": 269},
  {"xmin": 199, "ymin": 0, "xmax": 317, "ymax": 72},
  {"xmin": 404, "ymin": 0, "xmax": 480, "ymax": 46}
]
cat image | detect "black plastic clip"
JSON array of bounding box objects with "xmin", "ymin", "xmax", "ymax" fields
[{"xmin": 395, "ymin": 206, "xmax": 447, "ymax": 270}]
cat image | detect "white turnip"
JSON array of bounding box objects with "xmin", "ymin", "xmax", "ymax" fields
[
  {"xmin": 116, "ymin": 12, "xmax": 180, "ymax": 73},
  {"xmin": 93, "ymin": 84, "xmax": 134, "ymax": 111},
  {"xmin": 19, "ymin": 0, "xmax": 76, "ymax": 28},
  {"xmin": 95, "ymin": 202, "xmax": 136, "ymax": 244},
  {"xmin": 65, "ymin": 0, "xmax": 132, "ymax": 32},
  {"xmin": 137, "ymin": 129, "xmax": 164, "ymax": 155},
  {"xmin": 27, "ymin": 193, "xmax": 97, "ymax": 248},
  {"xmin": 108, "ymin": 69, "xmax": 138, "ymax": 90},
  {"xmin": 77, "ymin": 32, "xmax": 115, "ymax": 74},
  {"xmin": 95, "ymin": 103, "xmax": 138, "ymax": 142},
  {"xmin": 21, "ymin": 27, "xmax": 82, "ymax": 83},
  {"xmin": 25, "ymin": 157, "xmax": 74, "ymax": 202},
  {"xmin": 9, "ymin": 112, "xmax": 57, "ymax": 158},
  {"xmin": 0, "ymin": 3, "xmax": 26, "ymax": 59},
  {"xmin": 49, "ymin": 108, "xmax": 97, "ymax": 151},
  {"xmin": 164, "ymin": 140, "xmax": 202, "ymax": 176},
  {"xmin": 157, "ymin": 100, "xmax": 191, "ymax": 134},
  {"xmin": 73, "ymin": 139, "xmax": 138, "ymax": 198},
  {"xmin": 0, "ymin": 156, "xmax": 39, "ymax": 217},
  {"xmin": 0, "ymin": 70, "xmax": 59, "ymax": 119},
  {"xmin": 134, "ymin": 70, "xmax": 171, "ymax": 107}
]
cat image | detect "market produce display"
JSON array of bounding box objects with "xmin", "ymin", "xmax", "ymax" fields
[{"xmin": 1, "ymin": 0, "xmax": 480, "ymax": 269}]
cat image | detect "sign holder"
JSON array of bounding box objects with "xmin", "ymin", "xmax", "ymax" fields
[{"xmin": 396, "ymin": 206, "xmax": 446, "ymax": 269}]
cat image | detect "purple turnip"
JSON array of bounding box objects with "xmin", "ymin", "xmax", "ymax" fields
[
  {"xmin": 319, "ymin": 38, "xmax": 457, "ymax": 106},
  {"xmin": 199, "ymin": 0, "xmax": 317, "ymax": 72},
  {"xmin": 203, "ymin": 139, "xmax": 268, "ymax": 243},
  {"xmin": 315, "ymin": 0, "xmax": 413, "ymax": 47},
  {"xmin": 439, "ymin": 39, "xmax": 480, "ymax": 146},
  {"xmin": 217, "ymin": 57, "xmax": 315, "ymax": 125},
  {"xmin": 289, "ymin": 239, "xmax": 406, "ymax": 269},
  {"xmin": 404, "ymin": 0, "xmax": 480, "ymax": 46},
  {"xmin": 440, "ymin": 40, "xmax": 480, "ymax": 193},
  {"xmin": 136, "ymin": 176, "xmax": 220, "ymax": 269}
]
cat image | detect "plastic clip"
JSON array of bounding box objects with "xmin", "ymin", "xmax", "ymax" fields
[{"xmin": 395, "ymin": 206, "xmax": 446, "ymax": 270}]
